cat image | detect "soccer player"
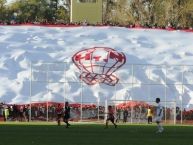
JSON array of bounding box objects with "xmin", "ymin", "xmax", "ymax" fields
[
  {"xmin": 105, "ymin": 105, "xmax": 117, "ymax": 128},
  {"xmin": 123, "ymin": 108, "xmax": 128, "ymax": 123},
  {"xmin": 56, "ymin": 104, "xmax": 63, "ymax": 126},
  {"xmin": 155, "ymin": 98, "xmax": 164, "ymax": 133},
  {"xmin": 64, "ymin": 101, "xmax": 71, "ymax": 128}
]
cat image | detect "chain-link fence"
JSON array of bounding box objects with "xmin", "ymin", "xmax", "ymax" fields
[{"xmin": 26, "ymin": 62, "xmax": 193, "ymax": 124}]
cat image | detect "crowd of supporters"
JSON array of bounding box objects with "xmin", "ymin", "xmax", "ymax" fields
[
  {"xmin": 1, "ymin": 102, "xmax": 192, "ymax": 123},
  {"xmin": 0, "ymin": 102, "xmax": 30, "ymax": 122},
  {"xmin": 0, "ymin": 19, "xmax": 192, "ymax": 31},
  {"xmin": 0, "ymin": 102, "xmax": 100, "ymax": 122}
]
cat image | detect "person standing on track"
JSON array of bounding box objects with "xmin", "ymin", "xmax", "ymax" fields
[
  {"xmin": 147, "ymin": 106, "xmax": 153, "ymax": 124},
  {"xmin": 63, "ymin": 102, "xmax": 71, "ymax": 128},
  {"xmin": 105, "ymin": 105, "xmax": 117, "ymax": 128},
  {"xmin": 56, "ymin": 104, "xmax": 63, "ymax": 126}
]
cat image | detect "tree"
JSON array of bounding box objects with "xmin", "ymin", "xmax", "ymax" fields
[
  {"xmin": 55, "ymin": 0, "xmax": 70, "ymax": 23},
  {"xmin": 103, "ymin": 0, "xmax": 116, "ymax": 24},
  {"xmin": 177, "ymin": 0, "xmax": 193, "ymax": 27},
  {"xmin": 1, "ymin": 0, "xmax": 193, "ymax": 27},
  {"xmin": 0, "ymin": 0, "xmax": 6, "ymax": 21}
]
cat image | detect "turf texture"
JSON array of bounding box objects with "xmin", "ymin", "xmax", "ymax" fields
[{"xmin": 0, "ymin": 122, "xmax": 193, "ymax": 145}]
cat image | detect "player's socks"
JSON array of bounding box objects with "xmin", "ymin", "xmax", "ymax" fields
[
  {"xmin": 158, "ymin": 124, "xmax": 161, "ymax": 130},
  {"xmin": 114, "ymin": 124, "xmax": 117, "ymax": 128},
  {"xmin": 156, "ymin": 126, "xmax": 164, "ymax": 133},
  {"xmin": 159, "ymin": 127, "xmax": 164, "ymax": 132},
  {"xmin": 65, "ymin": 123, "xmax": 69, "ymax": 128}
]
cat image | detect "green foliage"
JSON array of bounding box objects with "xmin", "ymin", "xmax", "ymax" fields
[
  {"xmin": 1, "ymin": 0, "xmax": 193, "ymax": 27},
  {"xmin": 0, "ymin": 0, "xmax": 6, "ymax": 7},
  {"xmin": 0, "ymin": 0, "xmax": 7, "ymax": 21},
  {"xmin": 56, "ymin": 6, "xmax": 70, "ymax": 23},
  {"xmin": 0, "ymin": 0, "xmax": 69, "ymax": 23},
  {"xmin": 104, "ymin": 0, "xmax": 193, "ymax": 27}
]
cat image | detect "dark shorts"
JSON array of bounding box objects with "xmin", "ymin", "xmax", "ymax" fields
[
  {"xmin": 57, "ymin": 114, "xmax": 62, "ymax": 120},
  {"xmin": 19, "ymin": 112, "xmax": 24, "ymax": 117},
  {"xmin": 64, "ymin": 114, "xmax": 70, "ymax": 120},
  {"xmin": 107, "ymin": 115, "xmax": 115, "ymax": 123}
]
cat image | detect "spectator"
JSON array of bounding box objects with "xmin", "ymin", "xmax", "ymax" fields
[
  {"xmin": 19, "ymin": 105, "xmax": 24, "ymax": 121},
  {"xmin": 4, "ymin": 106, "xmax": 9, "ymax": 122},
  {"xmin": 147, "ymin": 107, "xmax": 153, "ymax": 124},
  {"xmin": 56, "ymin": 104, "xmax": 63, "ymax": 126}
]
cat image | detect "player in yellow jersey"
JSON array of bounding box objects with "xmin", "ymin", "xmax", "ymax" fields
[{"xmin": 147, "ymin": 107, "xmax": 153, "ymax": 124}]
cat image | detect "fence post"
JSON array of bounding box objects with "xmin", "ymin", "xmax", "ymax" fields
[
  {"xmin": 64, "ymin": 62, "xmax": 66, "ymax": 108},
  {"xmin": 181, "ymin": 65, "xmax": 184, "ymax": 124},
  {"xmin": 104, "ymin": 96, "xmax": 108, "ymax": 123},
  {"xmin": 80, "ymin": 67, "xmax": 83, "ymax": 122},
  {"xmin": 148, "ymin": 65, "xmax": 151, "ymax": 102},
  {"xmin": 131, "ymin": 64, "xmax": 134, "ymax": 124},
  {"xmin": 29, "ymin": 61, "xmax": 32, "ymax": 122},
  {"xmin": 174, "ymin": 102, "xmax": 176, "ymax": 125},
  {"xmin": 164, "ymin": 65, "xmax": 167, "ymax": 124},
  {"xmin": 97, "ymin": 97, "xmax": 99, "ymax": 121},
  {"xmin": 114, "ymin": 84, "xmax": 117, "ymax": 120},
  {"xmin": 46, "ymin": 64, "xmax": 49, "ymax": 122}
]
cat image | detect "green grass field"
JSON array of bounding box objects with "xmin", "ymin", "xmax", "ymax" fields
[{"xmin": 0, "ymin": 122, "xmax": 193, "ymax": 145}]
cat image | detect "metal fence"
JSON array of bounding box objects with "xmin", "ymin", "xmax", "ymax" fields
[{"xmin": 28, "ymin": 62, "xmax": 193, "ymax": 124}]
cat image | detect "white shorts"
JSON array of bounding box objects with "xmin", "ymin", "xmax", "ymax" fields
[{"xmin": 154, "ymin": 116, "xmax": 163, "ymax": 122}]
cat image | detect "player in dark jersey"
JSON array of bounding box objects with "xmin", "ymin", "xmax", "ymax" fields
[
  {"xmin": 63, "ymin": 101, "xmax": 71, "ymax": 128},
  {"xmin": 105, "ymin": 105, "xmax": 117, "ymax": 128},
  {"xmin": 56, "ymin": 104, "xmax": 63, "ymax": 126}
]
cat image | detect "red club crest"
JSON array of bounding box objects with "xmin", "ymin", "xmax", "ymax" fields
[{"xmin": 72, "ymin": 47, "xmax": 126, "ymax": 86}]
